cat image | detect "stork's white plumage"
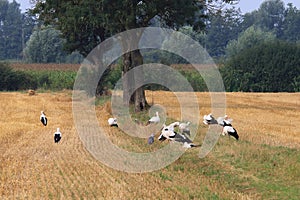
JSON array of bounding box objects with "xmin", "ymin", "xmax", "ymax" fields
[
  {"xmin": 157, "ymin": 122, "xmax": 200, "ymax": 148},
  {"xmin": 147, "ymin": 111, "xmax": 160, "ymax": 124},
  {"xmin": 158, "ymin": 123, "xmax": 176, "ymax": 141},
  {"xmin": 166, "ymin": 121, "xmax": 180, "ymax": 131},
  {"xmin": 221, "ymin": 125, "xmax": 239, "ymax": 140},
  {"xmin": 173, "ymin": 133, "xmax": 200, "ymax": 148},
  {"xmin": 179, "ymin": 121, "xmax": 190, "ymax": 135},
  {"xmin": 54, "ymin": 128, "xmax": 62, "ymax": 143},
  {"xmin": 217, "ymin": 115, "xmax": 233, "ymax": 126},
  {"xmin": 40, "ymin": 111, "xmax": 47, "ymax": 126},
  {"xmin": 108, "ymin": 117, "xmax": 118, "ymax": 127},
  {"xmin": 203, "ymin": 113, "xmax": 217, "ymax": 125}
]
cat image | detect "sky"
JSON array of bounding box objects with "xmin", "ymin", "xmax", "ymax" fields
[
  {"xmin": 12, "ymin": 0, "xmax": 300, "ymax": 13},
  {"xmin": 229, "ymin": 0, "xmax": 300, "ymax": 13}
]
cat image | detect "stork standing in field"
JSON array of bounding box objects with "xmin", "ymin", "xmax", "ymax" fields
[
  {"xmin": 40, "ymin": 111, "xmax": 47, "ymax": 126},
  {"xmin": 216, "ymin": 115, "xmax": 233, "ymax": 126},
  {"xmin": 158, "ymin": 122, "xmax": 200, "ymax": 148},
  {"xmin": 54, "ymin": 128, "xmax": 62, "ymax": 143},
  {"xmin": 108, "ymin": 117, "xmax": 118, "ymax": 127},
  {"xmin": 146, "ymin": 111, "xmax": 160, "ymax": 125},
  {"xmin": 203, "ymin": 113, "xmax": 218, "ymax": 125},
  {"xmin": 221, "ymin": 125, "xmax": 239, "ymax": 140},
  {"xmin": 179, "ymin": 121, "xmax": 191, "ymax": 136},
  {"xmin": 158, "ymin": 123, "xmax": 177, "ymax": 141}
]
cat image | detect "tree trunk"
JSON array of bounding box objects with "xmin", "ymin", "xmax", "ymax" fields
[
  {"xmin": 122, "ymin": 49, "xmax": 148, "ymax": 112},
  {"xmin": 131, "ymin": 50, "xmax": 147, "ymax": 112}
]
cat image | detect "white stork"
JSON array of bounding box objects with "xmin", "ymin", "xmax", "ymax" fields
[
  {"xmin": 217, "ymin": 115, "xmax": 233, "ymax": 126},
  {"xmin": 158, "ymin": 123, "xmax": 177, "ymax": 141},
  {"xmin": 203, "ymin": 113, "xmax": 218, "ymax": 125},
  {"xmin": 54, "ymin": 128, "xmax": 62, "ymax": 143},
  {"xmin": 146, "ymin": 111, "xmax": 160, "ymax": 125},
  {"xmin": 221, "ymin": 125, "xmax": 239, "ymax": 140},
  {"xmin": 40, "ymin": 111, "xmax": 47, "ymax": 126},
  {"xmin": 108, "ymin": 117, "xmax": 118, "ymax": 127},
  {"xmin": 179, "ymin": 121, "xmax": 191, "ymax": 136},
  {"xmin": 158, "ymin": 122, "xmax": 200, "ymax": 148}
]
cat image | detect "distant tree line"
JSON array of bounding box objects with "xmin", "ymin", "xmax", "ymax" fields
[{"xmin": 0, "ymin": 0, "xmax": 299, "ymax": 93}]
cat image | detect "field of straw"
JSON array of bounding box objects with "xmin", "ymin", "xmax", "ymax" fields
[{"xmin": 0, "ymin": 90, "xmax": 299, "ymax": 199}]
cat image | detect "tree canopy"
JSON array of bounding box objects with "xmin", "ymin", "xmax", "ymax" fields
[
  {"xmin": 31, "ymin": 0, "xmax": 237, "ymax": 111},
  {"xmin": 222, "ymin": 40, "xmax": 300, "ymax": 92},
  {"xmin": 23, "ymin": 26, "xmax": 66, "ymax": 63}
]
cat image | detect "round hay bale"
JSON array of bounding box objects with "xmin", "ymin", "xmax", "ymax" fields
[{"xmin": 28, "ymin": 89, "xmax": 35, "ymax": 96}]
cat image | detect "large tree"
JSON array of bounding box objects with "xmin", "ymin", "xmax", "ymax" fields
[
  {"xmin": 0, "ymin": 0, "xmax": 23, "ymax": 60},
  {"xmin": 205, "ymin": 7, "xmax": 243, "ymax": 58},
  {"xmin": 23, "ymin": 26, "xmax": 67, "ymax": 63},
  {"xmin": 32, "ymin": 0, "xmax": 236, "ymax": 111}
]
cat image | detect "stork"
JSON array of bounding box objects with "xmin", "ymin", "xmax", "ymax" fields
[
  {"xmin": 158, "ymin": 122, "xmax": 200, "ymax": 148},
  {"xmin": 146, "ymin": 111, "xmax": 160, "ymax": 125},
  {"xmin": 179, "ymin": 121, "xmax": 191, "ymax": 136},
  {"xmin": 203, "ymin": 113, "xmax": 217, "ymax": 125},
  {"xmin": 54, "ymin": 128, "xmax": 62, "ymax": 143},
  {"xmin": 40, "ymin": 111, "xmax": 47, "ymax": 126},
  {"xmin": 108, "ymin": 117, "xmax": 118, "ymax": 127},
  {"xmin": 222, "ymin": 126, "xmax": 239, "ymax": 140}
]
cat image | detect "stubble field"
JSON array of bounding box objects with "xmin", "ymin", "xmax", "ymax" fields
[{"xmin": 0, "ymin": 90, "xmax": 299, "ymax": 199}]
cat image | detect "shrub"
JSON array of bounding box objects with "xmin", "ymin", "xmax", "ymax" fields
[{"xmin": 0, "ymin": 62, "xmax": 36, "ymax": 91}]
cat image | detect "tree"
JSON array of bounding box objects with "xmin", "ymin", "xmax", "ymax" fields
[
  {"xmin": 281, "ymin": 3, "xmax": 300, "ymax": 42},
  {"xmin": 222, "ymin": 40, "xmax": 300, "ymax": 92},
  {"xmin": 205, "ymin": 7, "xmax": 243, "ymax": 58},
  {"xmin": 0, "ymin": 0, "xmax": 23, "ymax": 60},
  {"xmin": 32, "ymin": 0, "xmax": 236, "ymax": 111},
  {"xmin": 225, "ymin": 26, "xmax": 276, "ymax": 59},
  {"xmin": 23, "ymin": 26, "xmax": 67, "ymax": 63},
  {"xmin": 255, "ymin": 0, "xmax": 285, "ymax": 37}
]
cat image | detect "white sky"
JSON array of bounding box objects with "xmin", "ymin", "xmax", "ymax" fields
[
  {"xmin": 13, "ymin": 0, "xmax": 300, "ymax": 13},
  {"xmin": 229, "ymin": 0, "xmax": 300, "ymax": 13}
]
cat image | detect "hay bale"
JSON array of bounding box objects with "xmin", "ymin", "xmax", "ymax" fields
[{"xmin": 28, "ymin": 89, "xmax": 35, "ymax": 96}]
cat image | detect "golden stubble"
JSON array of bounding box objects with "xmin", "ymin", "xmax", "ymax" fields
[{"xmin": 0, "ymin": 91, "xmax": 299, "ymax": 199}]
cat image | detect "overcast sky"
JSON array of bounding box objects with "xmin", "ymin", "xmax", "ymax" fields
[{"xmin": 14, "ymin": 0, "xmax": 300, "ymax": 13}]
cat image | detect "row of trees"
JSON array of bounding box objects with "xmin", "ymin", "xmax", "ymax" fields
[
  {"xmin": 0, "ymin": 0, "xmax": 83, "ymax": 63},
  {"xmin": 1, "ymin": 0, "xmax": 299, "ymax": 96},
  {"xmin": 2, "ymin": 0, "xmax": 300, "ymax": 63},
  {"xmin": 0, "ymin": 0, "xmax": 35, "ymax": 60}
]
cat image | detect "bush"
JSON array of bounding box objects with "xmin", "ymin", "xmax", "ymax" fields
[
  {"xmin": 0, "ymin": 62, "xmax": 36, "ymax": 91},
  {"xmin": 24, "ymin": 70, "xmax": 76, "ymax": 90},
  {"xmin": 222, "ymin": 41, "xmax": 300, "ymax": 92}
]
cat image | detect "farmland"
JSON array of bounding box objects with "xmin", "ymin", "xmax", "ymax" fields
[{"xmin": 0, "ymin": 91, "xmax": 299, "ymax": 199}]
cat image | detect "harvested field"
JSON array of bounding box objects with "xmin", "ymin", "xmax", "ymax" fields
[
  {"xmin": 10, "ymin": 63, "xmax": 80, "ymax": 71},
  {"xmin": 0, "ymin": 91, "xmax": 299, "ymax": 199}
]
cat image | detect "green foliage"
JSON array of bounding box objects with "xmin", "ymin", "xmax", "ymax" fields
[
  {"xmin": 23, "ymin": 26, "xmax": 67, "ymax": 63},
  {"xmin": 179, "ymin": 69, "xmax": 208, "ymax": 91},
  {"xmin": 205, "ymin": 8, "xmax": 244, "ymax": 58},
  {"xmin": 225, "ymin": 26, "xmax": 276, "ymax": 59},
  {"xmin": 222, "ymin": 41, "xmax": 300, "ymax": 92},
  {"xmin": 0, "ymin": 0, "xmax": 23, "ymax": 60},
  {"xmin": 281, "ymin": 3, "xmax": 300, "ymax": 42},
  {"xmin": 255, "ymin": 0, "xmax": 285, "ymax": 35},
  {"xmin": 25, "ymin": 70, "xmax": 77, "ymax": 90},
  {"xmin": 0, "ymin": 62, "xmax": 35, "ymax": 90}
]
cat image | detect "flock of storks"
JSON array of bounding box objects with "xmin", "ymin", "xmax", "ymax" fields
[
  {"xmin": 108, "ymin": 112, "xmax": 239, "ymax": 149},
  {"xmin": 40, "ymin": 108, "xmax": 238, "ymax": 146},
  {"xmin": 40, "ymin": 111, "xmax": 62, "ymax": 143}
]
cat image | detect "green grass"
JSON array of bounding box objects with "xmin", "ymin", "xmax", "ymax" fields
[
  {"xmin": 94, "ymin": 96, "xmax": 300, "ymax": 199},
  {"xmin": 193, "ymin": 139, "xmax": 300, "ymax": 199}
]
